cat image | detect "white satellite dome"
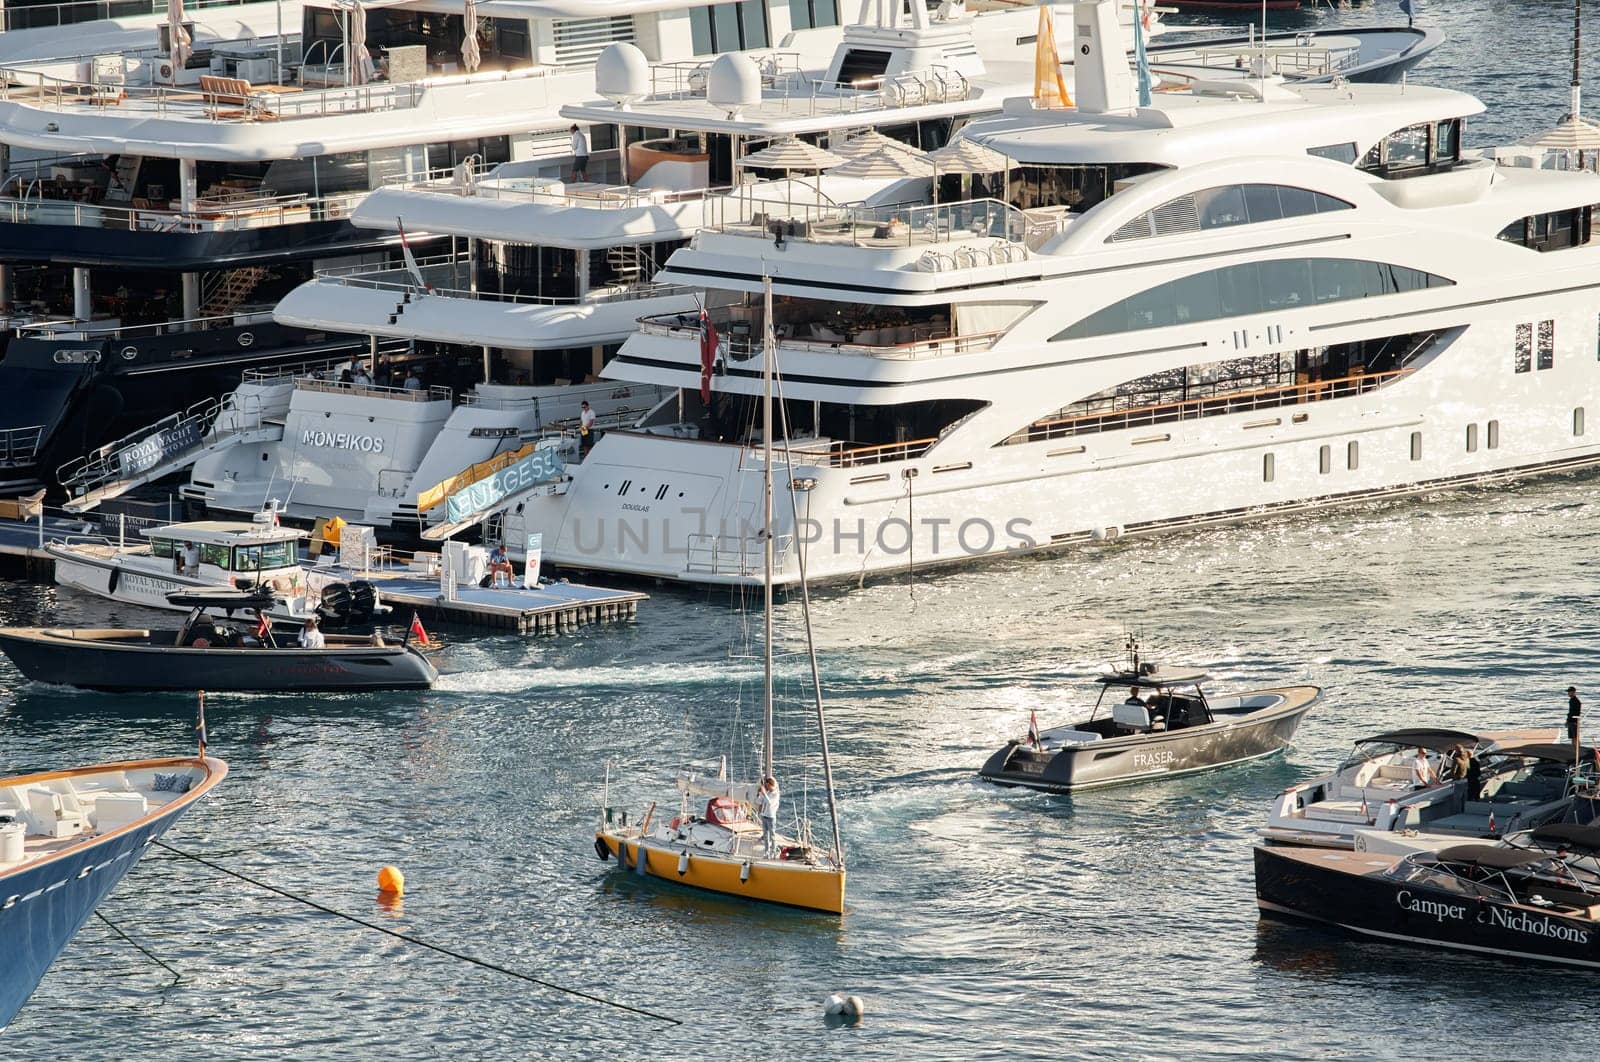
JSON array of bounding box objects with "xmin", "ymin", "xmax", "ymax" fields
[
  {"xmin": 595, "ymin": 43, "xmax": 649, "ymax": 107},
  {"xmin": 706, "ymin": 53, "xmax": 761, "ymax": 116}
]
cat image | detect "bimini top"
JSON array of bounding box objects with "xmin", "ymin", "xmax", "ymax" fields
[
  {"xmin": 1358, "ymin": 728, "xmax": 1480, "ymax": 753},
  {"xmin": 1490, "ymin": 741, "xmax": 1596, "ymax": 764},
  {"xmin": 1528, "ymin": 823, "xmax": 1600, "ymax": 856},
  {"xmin": 1432, "ymin": 845, "xmax": 1553, "ymax": 871},
  {"xmin": 143, "ymin": 520, "xmax": 306, "ymax": 546},
  {"xmin": 1096, "ymin": 666, "xmax": 1209, "ymax": 689}
]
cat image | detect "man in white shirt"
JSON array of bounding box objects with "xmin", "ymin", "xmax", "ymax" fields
[
  {"xmin": 1411, "ymin": 747, "xmax": 1437, "ymax": 787},
  {"xmin": 570, "ymin": 124, "xmax": 590, "ymax": 182},
  {"xmin": 756, "ymin": 776, "xmax": 780, "ymax": 858},
  {"xmin": 579, "ymin": 400, "xmax": 597, "ymax": 453},
  {"xmin": 179, "ymin": 541, "xmax": 200, "ymax": 574},
  {"xmin": 297, "ymin": 617, "xmax": 326, "ymax": 649}
]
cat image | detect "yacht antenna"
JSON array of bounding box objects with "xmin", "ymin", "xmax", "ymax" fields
[
  {"xmin": 761, "ymin": 271, "xmax": 775, "ymax": 782},
  {"xmin": 1259, "ymin": 0, "xmax": 1268, "ymax": 99},
  {"xmin": 1573, "ymin": 0, "xmax": 1584, "ymax": 124}
]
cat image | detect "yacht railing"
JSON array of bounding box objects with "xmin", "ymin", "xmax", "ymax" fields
[
  {"xmin": 3, "ymin": 0, "xmax": 262, "ymax": 30},
  {"xmin": 637, "ymin": 313, "xmax": 1002, "ymax": 360},
  {"xmin": 239, "ymin": 355, "xmax": 362, "ymax": 386},
  {"xmin": 684, "ymin": 531, "xmax": 793, "ymax": 577},
  {"xmin": 383, "ymin": 165, "xmax": 731, "ymax": 210},
  {"xmin": 314, "ymin": 255, "xmax": 699, "ymax": 307},
  {"xmin": 711, "ymin": 196, "xmax": 1057, "ymax": 252},
  {"xmin": 0, "ymin": 190, "xmax": 365, "ymax": 232},
  {"xmin": 639, "ymin": 58, "xmax": 971, "ymax": 116},
  {"xmin": 645, "ymin": 53, "xmax": 805, "ymax": 98},
  {"xmin": 1009, "ymin": 366, "xmax": 1418, "ymax": 444},
  {"xmin": 0, "ymin": 59, "xmax": 553, "ymax": 123},
  {"xmin": 14, "ymin": 309, "xmax": 274, "ymax": 340},
  {"xmin": 294, "ymin": 376, "xmax": 452, "ymax": 403},
  {"xmin": 1150, "ymin": 38, "xmax": 1361, "ymax": 79},
  {"xmin": 0, "ymin": 424, "xmax": 44, "ymax": 469}
]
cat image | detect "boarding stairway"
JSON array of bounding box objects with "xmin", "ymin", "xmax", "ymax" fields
[
  {"xmin": 199, "ymin": 266, "xmax": 271, "ymax": 319},
  {"xmin": 57, "ymin": 389, "xmax": 287, "ymax": 513}
]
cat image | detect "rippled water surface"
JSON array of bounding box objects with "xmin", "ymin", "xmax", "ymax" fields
[{"xmin": 8, "ymin": 3, "xmax": 1600, "ymax": 1057}]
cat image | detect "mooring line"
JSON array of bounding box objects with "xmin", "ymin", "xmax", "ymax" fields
[
  {"xmin": 154, "ymin": 841, "xmax": 681, "ymax": 1026},
  {"xmin": 96, "ymin": 910, "xmax": 182, "ymax": 992}
]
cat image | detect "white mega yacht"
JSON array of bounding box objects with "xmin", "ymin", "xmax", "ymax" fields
[
  {"xmin": 484, "ymin": 0, "xmax": 1600, "ymax": 585},
  {"xmin": 177, "ymin": 0, "xmax": 1121, "ymax": 529}
]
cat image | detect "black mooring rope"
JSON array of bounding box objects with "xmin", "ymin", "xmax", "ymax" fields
[
  {"xmin": 96, "ymin": 910, "xmax": 182, "ymax": 992},
  {"xmin": 154, "ymin": 841, "xmax": 680, "ymax": 1026}
]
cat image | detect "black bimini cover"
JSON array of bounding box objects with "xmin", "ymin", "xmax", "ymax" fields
[
  {"xmin": 1360, "ymin": 728, "xmax": 1480, "ymax": 753},
  {"xmin": 1529, "ymin": 823, "xmax": 1600, "ymax": 855},
  {"xmin": 1434, "ymin": 845, "xmax": 1552, "ymax": 870},
  {"xmin": 165, "ymin": 586, "xmax": 277, "ymax": 611},
  {"xmin": 1096, "ymin": 666, "xmax": 1210, "ymax": 689},
  {"xmin": 1491, "ymin": 742, "xmax": 1598, "ymax": 764}
]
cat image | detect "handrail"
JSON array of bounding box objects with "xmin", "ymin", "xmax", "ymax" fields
[
  {"xmin": 0, "ymin": 424, "xmax": 45, "ymax": 469},
  {"xmin": 708, "ymin": 195, "xmax": 1053, "ymax": 251},
  {"xmin": 15, "ymin": 309, "xmax": 274, "ymax": 340},
  {"xmin": 637, "ymin": 313, "xmax": 1002, "ymax": 360},
  {"xmin": 2, "ymin": 0, "xmax": 264, "ymax": 31},
  {"xmin": 294, "ymin": 377, "xmax": 452, "ymax": 403},
  {"xmin": 0, "ymin": 189, "xmax": 365, "ymax": 233},
  {"xmin": 313, "ymin": 254, "xmax": 697, "ymax": 307}
]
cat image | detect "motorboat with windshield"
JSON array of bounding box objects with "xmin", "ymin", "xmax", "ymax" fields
[
  {"xmin": 479, "ymin": 0, "xmax": 1600, "ymax": 587},
  {"xmin": 0, "ymin": 587, "xmax": 435, "ymax": 690},
  {"xmin": 0, "ymin": 751, "xmax": 226, "ymax": 1029},
  {"xmin": 1255, "ymin": 838, "xmax": 1600, "ymax": 969},
  {"xmin": 978, "ymin": 638, "xmax": 1319, "ymax": 792},
  {"xmin": 0, "ymin": 0, "xmax": 863, "ymax": 498},
  {"xmin": 1264, "ymin": 731, "xmax": 1600, "ymax": 850}
]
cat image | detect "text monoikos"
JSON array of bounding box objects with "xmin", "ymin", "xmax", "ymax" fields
[{"xmin": 300, "ymin": 430, "xmax": 385, "ymax": 454}]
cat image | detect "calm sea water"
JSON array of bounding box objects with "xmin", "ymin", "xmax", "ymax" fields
[{"xmin": 7, "ymin": 3, "xmax": 1600, "ymax": 1057}]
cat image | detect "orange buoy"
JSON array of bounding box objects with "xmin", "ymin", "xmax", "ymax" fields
[{"xmin": 377, "ymin": 865, "xmax": 405, "ymax": 896}]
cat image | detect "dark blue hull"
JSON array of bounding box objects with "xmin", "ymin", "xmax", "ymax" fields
[{"xmin": 0, "ymin": 764, "xmax": 218, "ymax": 1030}]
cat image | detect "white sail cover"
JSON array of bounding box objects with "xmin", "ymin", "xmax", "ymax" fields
[{"xmin": 676, "ymin": 772, "xmax": 760, "ymax": 805}]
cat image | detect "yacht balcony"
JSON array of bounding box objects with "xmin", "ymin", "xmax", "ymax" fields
[
  {"xmin": 0, "ymin": 188, "xmax": 363, "ymax": 231},
  {"xmin": 709, "ymin": 197, "xmax": 1063, "ymax": 256},
  {"xmin": 637, "ymin": 310, "xmax": 1001, "ymax": 362}
]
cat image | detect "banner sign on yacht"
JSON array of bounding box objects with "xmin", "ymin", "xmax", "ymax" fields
[
  {"xmin": 524, "ymin": 532, "xmax": 542, "ymax": 588},
  {"xmin": 444, "ymin": 448, "xmax": 564, "ymax": 523},
  {"xmin": 418, "ymin": 443, "xmax": 537, "ymax": 513},
  {"xmin": 118, "ymin": 420, "xmax": 202, "ymax": 478}
]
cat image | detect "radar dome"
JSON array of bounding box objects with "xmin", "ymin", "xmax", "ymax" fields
[
  {"xmin": 707, "ymin": 53, "xmax": 761, "ymax": 116},
  {"xmin": 595, "ymin": 43, "xmax": 649, "ymax": 106}
]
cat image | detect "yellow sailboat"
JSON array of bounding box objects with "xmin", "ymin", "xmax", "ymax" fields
[{"xmin": 593, "ymin": 276, "xmax": 846, "ymax": 915}]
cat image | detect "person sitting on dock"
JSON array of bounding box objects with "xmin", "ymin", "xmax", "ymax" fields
[
  {"xmin": 756, "ymin": 776, "xmax": 780, "ymax": 859},
  {"xmin": 487, "ymin": 544, "xmax": 515, "ymax": 587},
  {"xmin": 297, "ymin": 616, "xmax": 325, "ymax": 650},
  {"xmin": 1411, "ymin": 747, "xmax": 1438, "ymax": 788}
]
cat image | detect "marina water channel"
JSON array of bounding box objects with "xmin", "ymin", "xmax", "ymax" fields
[{"xmin": 6, "ymin": 0, "xmax": 1600, "ymax": 1056}]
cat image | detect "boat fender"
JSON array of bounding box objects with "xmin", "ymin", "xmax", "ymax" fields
[
  {"xmin": 632, "ymin": 844, "xmax": 648, "ymax": 876},
  {"xmin": 106, "ymin": 567, "xmax": 119, "ymax": 595},
  {"xmin": 739, "ymin": 861, "xmax": 751, "ymax": 883},
  {"xmin": 677, "ymin": 852, "xmax": 689, "ymax": 876},
  {"xmin": 594, "ymin": 837, "xmax": 610, "ymax": 861},
  {"xmin": 824, "ymin": 994, "xmax": 865, "ymax": 1023}
]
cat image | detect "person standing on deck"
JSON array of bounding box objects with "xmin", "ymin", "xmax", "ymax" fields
[
  {"xmin": 570, "ymin": 125, "xmax": 590, "ymax": 182},
  {"xmin": 297, "ymin": 617, "xmax": 325, "ymax": 649},
  {"xmin": 579, "ymin": 400, "xmax": 597, "ymax": 454},
  {"xmin": 756, "ymin": 776, "xmax": 780, "ymax": 858},
  {"xmin": 1569, "ymin": 686, "xmax": 1583, "ymax": 759}
]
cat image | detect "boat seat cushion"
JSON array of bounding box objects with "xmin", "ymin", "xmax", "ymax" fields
[{"xmin": 152, "ymin": 772, "xmax": 192, "ymax": 793}]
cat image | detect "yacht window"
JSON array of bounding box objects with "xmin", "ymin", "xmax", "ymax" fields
[
  {"xmin": 1009, "ymin": 163, "xmax": 1165, "ymax": 214},
  {"xmin": 1318, "ymin": 445, "xmax": 1331, "ymax": 474},
  {"xmin": 1385, "ymin": 126, "xmax": 1430, "ymax": 169},
  {"xmin": 1435, "ymin": 119, "xmax": 1462, "ymax": 164},
  {"xmin": 1347, "ymin": 440, "xmax": 1359, "ymax": 470},
  {"xmin": 201, "ymin": 543, "xmax": 231, "ymax": 569},
  {"xmin": 789, "ymin": 0, "xmax": 840, "ymax": 31},
  {"xmin": 1487, "ymin": 420, "xmax": 1500, "ymax": 449},
  {"xmin": 1263, "ymin": 453, "xmax": 1275, "ymax": 482},
  {"xmin": 1538, "ymin": 319, "xmax": 1555, "ymax": 369},
  {"xmin": 836, "ymin": 48, "xmax": 893, "ymax": 85},
  {"xmin": 1004, "ymin": 330, "xmax": 1440, "ymax": 445},
  {"xmin": 1499, "ymin": 206, "xmax": 1595, "ymax": 251},
  {"xmin": 689, "ymin": 2, "xmax": 768, "ymax": 54},
  {"xmin": 1107, "ymin": 185, "xmax": 1353, "ymax": 243},
  {"xmin": 1054, "ymin": 258, "xmax": 1452, "ymax": 342},
  {"xmin": 1359, "ymin": 119, "xmax": 1467, "ymax": 178},
  {"xmin": 552, "ymin": 16, "xmax": 634, "ymax": 65},
  {"xmin": 1466, "ymin": 423, "xmax": 1479, "ymax": 452},
  {"xmin": 151, "ymin": 539, "xmax": 175, "ymax": 559},
  {"xmin": 1514, "ymin": 322, "xmax": 1532, "ymax": 373},
  {"xmin": 1576, "ymin": 408, "xmax": 1586, "ymax": 437},
  {"xmin": 1307, "ymin": 143, "xmax": 1358, "ymax": 164},
  {"xmin": 1410, "ymin": 431, "xmax": 1423, "ymax": 461}
]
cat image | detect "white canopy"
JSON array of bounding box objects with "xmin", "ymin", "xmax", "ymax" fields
[
  {"xmin": 926, "ymin": 136, "xmax": 1011, "ymax": 174},
  {"xmin": 737, "ymin": 138, "xmax": 846, "ymax": 172},
  {"xmin": 828, "ymin": 146, "xmax": 934, "ymax": 179}
]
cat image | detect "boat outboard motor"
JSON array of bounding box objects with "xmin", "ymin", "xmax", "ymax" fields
[
  {"xmin": 317, "ymin": 582, "xmax": 354, "ymax": 625},
  {"xmin": 348, "ymin": 580, "xmax": 381, "ymax": 621}
]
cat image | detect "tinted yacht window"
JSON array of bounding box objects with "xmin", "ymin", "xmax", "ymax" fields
[
  {"xmin": 1054, "ymin": 258, "xmax": 1453, "ymax": 341},
  {"xmin": 1107, "ymin": 184, "xmax": 1352, "ymax": 242}
]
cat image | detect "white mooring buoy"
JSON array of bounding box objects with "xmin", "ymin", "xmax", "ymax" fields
[{"xmin": 823, "ymin": 993, "xmax": 864, "ymax": 1024}]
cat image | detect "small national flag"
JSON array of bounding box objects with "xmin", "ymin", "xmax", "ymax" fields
[
  {"xmin": 699, "ymin": 309, "xmax": 719, "ymax": 404},
  {"xmin": 195, "ymin": 689, "xmax": 208, "ymax": 759},
  {"xmin": 409, "ymin": 613, "xmax": 431, "ymax": 647},
  {"xmin": 1398, "ymin": 0, "xmax": 1413, "ymax": 14},
  {"xmin": 1027, "ymin": 710, "xmax": 1041, "ymax": 749},
  {"xmin": 1488, "ymin": 809, "xmax": 1497, "ymax": 833},
  {"xmin": 255, "ymin": 612, "xmax": 271, "ymax": 640}
]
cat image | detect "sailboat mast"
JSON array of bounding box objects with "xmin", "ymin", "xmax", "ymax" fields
[{"xmin": 762, "ymin": 274, "xmax": 775, "ymax": 781}]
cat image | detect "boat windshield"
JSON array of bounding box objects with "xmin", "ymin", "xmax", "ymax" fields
[{"xmin": 233, "ymin": 542, "xmax": 297, "ymax": 570}]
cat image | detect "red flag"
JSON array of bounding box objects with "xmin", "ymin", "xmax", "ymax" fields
[
  {"xmin": 1488, "ymin": 810, "xmax": 1497, "ymax": 833},
  {"xmin": 699, "ymin": 309, "xmax": 719, "ymax": 404},
  {"xmin": 1027, "ymin": 710, "xmax": 1041, "ymax": 749},
  {"xmin": 255, "ymin": 612, "xmax": 271, "ymax": 639},
  {"xmin": 409, "ymin": 613, "xmax": 431, "ymax": 647}
]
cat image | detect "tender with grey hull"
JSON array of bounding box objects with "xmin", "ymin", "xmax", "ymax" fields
[
  {"xmin": 0, "ymin": 629, "xmax": 437, "ymax": 692},
  {"xmin": 980, "ymin": 687, "xmax": 1319, "ymax": 792}
]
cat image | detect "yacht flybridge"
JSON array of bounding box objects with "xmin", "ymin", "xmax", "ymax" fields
[
  {"xmin": 0, "ymin": 0, "xmax": 859, "ymax": 496},
  {"xmin": 476, "ymin": 1, "xmax": 1600, "ymax": 586}
]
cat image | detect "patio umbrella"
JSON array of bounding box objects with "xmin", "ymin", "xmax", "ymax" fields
[
  {"xmin": 167, "ymin": 0, "xmax": 191, "ymax": 73},
  {"xmin": 926, "ymin": 135, "xmax": 1011, "ymax": 204},
  {"xmin": 346, "ymin": 0, "xmax": 371, "ymax": 85},
  {"xmin": 462, "ymin": 0, "xmax": 482, "ymax": 74},
  {"xmin": 736, "ymin": 138, "xmax": 847, "ymax": 172},
  {"xmin": 827, "ymin": 146, "xmax": 933, "ymax": 180},
  {"xmin": 832, "ymin": 130, "xmax": 922, "ymax": 160}
]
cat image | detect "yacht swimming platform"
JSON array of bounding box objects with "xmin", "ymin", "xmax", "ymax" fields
[{"xmin": 321, "ymin": 565, "xmax": 647, "ymax": 635}]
